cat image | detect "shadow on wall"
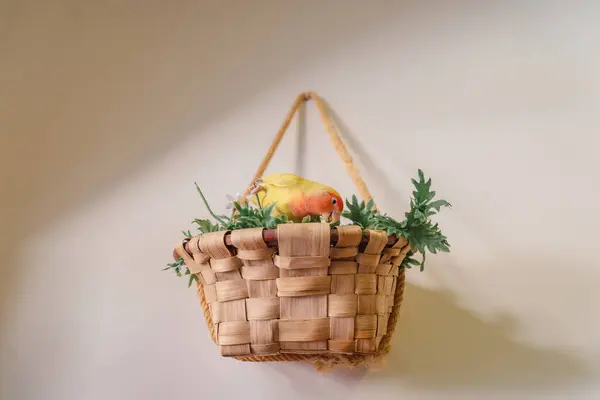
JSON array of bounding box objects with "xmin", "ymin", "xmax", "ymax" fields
[
  {"xmin": 324, "ymin": 102, "xmax": 411, "ymax": 207},
  {"xmin": 257, "ymin": 283, "xmax": 590, "ymax": 394},
  {"xmin": 368, "ymin": 284, "xmax": 589, "ymax": 390}
]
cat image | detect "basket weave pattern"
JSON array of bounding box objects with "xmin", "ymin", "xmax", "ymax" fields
[{"xmin": 175, "ymin": 223, "xmax": 410, "ymax": 363}]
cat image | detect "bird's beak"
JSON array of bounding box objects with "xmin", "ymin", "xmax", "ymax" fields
[
  {"xmin": 331, "ymin": 210, "xmax": 341, "ymax": 223},
  {"xmin": 322, "ymin": 210, "xmax": 340, "ymax": 223}
]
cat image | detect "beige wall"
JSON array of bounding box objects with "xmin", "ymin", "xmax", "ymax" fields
[{"xmin": 2, "ymin": 0, "xmax": 599, "ymax": 399}]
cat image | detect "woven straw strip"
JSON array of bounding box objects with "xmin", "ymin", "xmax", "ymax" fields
[
  {"xmin": 331, "ymin": 275, "xmax": 355, "ymax": 294},
  {"xmin": 355, "ymin": 274, "xmax": 377, "ymax": 295},
  {"xmin": 330, "ymin": 247, "xmax": 359, "ymax": 259},
  {"xmin": 325, "ymin": 226, "xmax": 357, "ymax": 354},
  {"xmin": 357, "ymin": 294, "xmax": 377, "ymax": 315},
  {"xmin": 391, "ymin": 236, "xmax": 409, "ymax": 249},
  {"xmin": 215, "ymin": 280, "xmax": 248, "ymax": 302},
  {"xmin": 356, "ymin": 253, "xmax": 381, "ymax": 266},
  {"xmin": 213, "ymin": 299, "xmax": 246, "ymax": 323},
  {"xmin": 246, "ymin": 298, "xmax": 280, "ymax": 320},
  {"xmin": 333, "ymin": 225, "xmax": 362, "ymax": 247},
  {"xmin": 363, "ymin": 230, "xmax": 388, "ymax": 254},
  {"xmin": 328, "ymin": 294, "xmax": 358, "ymax": 317},
  {"xmin": 375, "ymin": 263, "xmax": 393, "ymax": 276},
  {"xmin": 236, "ymin": 248, "xmax": 275, "ymax": 260},
  {"xmin": 277, "ymin": 223, "xmax": 330, "ymax": 353},
  {"xmin": 329, "ymin": 261, "xmax": 358, "ymax": 275},
  {"xmin": 277, "ymin": 276, "xmax": 331, "ymax": 297},
  {"xmin": 174, "ymin": 242, "xmax": 194, "ymax": 264},
  {"xmin": 274, "ymin": 255, "xmax": 331, "ymax": 270},
  {"xmin": 279, "ymin": 319, "xmax": 330, "ymax": 342},
  {"xmin": 229, "ymin": 227, "xmax": 279, "ymax": 356},
  {"xmin": 218, "ymin": 321, "xmax": 251, "ymax": 345},
  {"xmin": 199, "ymin": 232, "xmax": 232, "ymax": 259},
  {"xmin": 210, "ymin": 257, "xmax": 242, "ymax": 272},
  {"xmin": 188, "ymin": 237, "xmax": 211, "ymax": 263},
  {"xmin": 240, "ymin": 266, "xmax": 279, "ymax": 280},
  {"xmin": 199, "ymin": 231, "xmax": 250, "ymax": 356}
]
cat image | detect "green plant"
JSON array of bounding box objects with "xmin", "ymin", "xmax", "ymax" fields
[
  {"xmin": 162, "ymin": 229, "xmax": 200, "ymax": 287},
  {"xmin": 166, "ymin": 169, "xmax": 450, "ymax": 285},
  {"xmin": 342, "ymin": 197, "xmax": 377, "ymax": 229},
  {"xmin": 192, "ymin": 218, "xmax": 221, "ymax": 234},
  {"xmin": 162, "ymin": 257, "xmax": 200, "ymax": 287},
  {"xmin": 164, "ymin": 184, "xmax": 294, "ymax": 285},
  {"xmin": 342, "ymin": 169, "xmax": 451, "ymax": 271},
  {"xmin": 226, "ymin": 201, "xmax": 290, "ymax": 230}
]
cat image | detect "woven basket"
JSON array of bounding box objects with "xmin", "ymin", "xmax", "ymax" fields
[{"xmin": 173, "ymin": 92, "xmax": 410, "ymax": 368}]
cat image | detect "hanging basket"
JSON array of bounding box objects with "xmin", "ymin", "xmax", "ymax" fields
[{"xmin": 170, "ymin": 92, "xmax": 450, "ymax": 369}]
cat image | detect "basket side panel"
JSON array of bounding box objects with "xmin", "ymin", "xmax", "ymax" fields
[
  {"xmin": 276, "ymin": 223, "xmax": 331, "ymax": 353},
  {"xmin": 355, "ymin": 230, "xmax": 389, "ymax": 353},
  {"xmin": 200, "ymin": 231, "xmax": 250, "ymax": 356},
  {"xmin": 230, "ymin": 228, "xmax": 280, "ymax": 356},
  {"xmin": 327, "ymin": 225, "xmax": 361, "ymax": 353}
]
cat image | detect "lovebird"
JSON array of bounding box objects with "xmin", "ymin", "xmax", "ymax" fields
[{"xmin": 248, "ymin": 173, "xmax": 344, "ymax": 223}]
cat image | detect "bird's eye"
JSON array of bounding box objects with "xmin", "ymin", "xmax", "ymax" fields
[{"xmin": 332, "ymin": 198, "xmax": 337, "ymax": 205}]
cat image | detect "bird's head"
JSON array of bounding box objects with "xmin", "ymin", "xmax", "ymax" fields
[{"xmin": 307, "ymin": 189, "xmax": 344, "ymax": 223}]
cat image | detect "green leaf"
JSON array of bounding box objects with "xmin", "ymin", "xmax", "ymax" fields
[
  {"xmin": 192, "ymin": 218, "xmax": 220, "ymax": 233},
  {"xmin": 187, "ymin": 273, "xmax": 198, "ymax": 288},
  {"xmin": 163, "ymin": 258, "xmax": 185, "ymax": 273},
  {"xmin": 429, "ymin": 200, "xmax": 451, "ymax": 212},
  {"xmin": 301, "ymin": 215, "xmax": 312, "ymax": 223},
  {"xmin": 341, "ymin": 169, "xmax": 451, "ymax": 272},
  {"xmin": 262, "ymin": 202, "xmax": 277, "ymax": 218},
  {"xmin": 427, "ymin": 191, "xmax": 436, "ymax": 202},
  {"xmin": 413, "ymin": 210, "xmax": 424, "ymax": 220},
  {"xmin": 194, "ymin": 183, "xmax": 227, "ymax": 226}
]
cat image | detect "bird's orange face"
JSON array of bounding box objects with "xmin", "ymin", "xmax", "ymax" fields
[{"xmin": 307, "ymin": 191, "xmax": 344, "ymax": 223}]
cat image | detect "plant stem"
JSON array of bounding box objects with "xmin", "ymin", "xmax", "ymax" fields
[
  {"xmin": 255, "ymin": 193, "xmax": 262, "ymax": 209},
  {"xmin": 194, "ymin": 182, "xmax": 227, "ymax": 226}
]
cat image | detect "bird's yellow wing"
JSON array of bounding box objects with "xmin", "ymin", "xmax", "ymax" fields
[
  {"xmin": 248, "ymin": 173, "xmax": 306, "ymax": 219},
  {"xmin": 261, "ymin": 173, "xmax": 305, "ymax": 189}
]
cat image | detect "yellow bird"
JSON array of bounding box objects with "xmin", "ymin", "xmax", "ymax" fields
[{"xmin": 248, "ymin": 173, "xmax": 344, "ymax": 223}]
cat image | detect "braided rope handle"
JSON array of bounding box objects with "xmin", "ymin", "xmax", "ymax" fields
[{"xmin": 240, "ymin": 92, "xmax": 376, "ymax": 209}]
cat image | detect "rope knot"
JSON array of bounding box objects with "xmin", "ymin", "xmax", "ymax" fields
[{"xmin": 302, "ymin": 92, "xmax": 314, "ymax": 101}]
